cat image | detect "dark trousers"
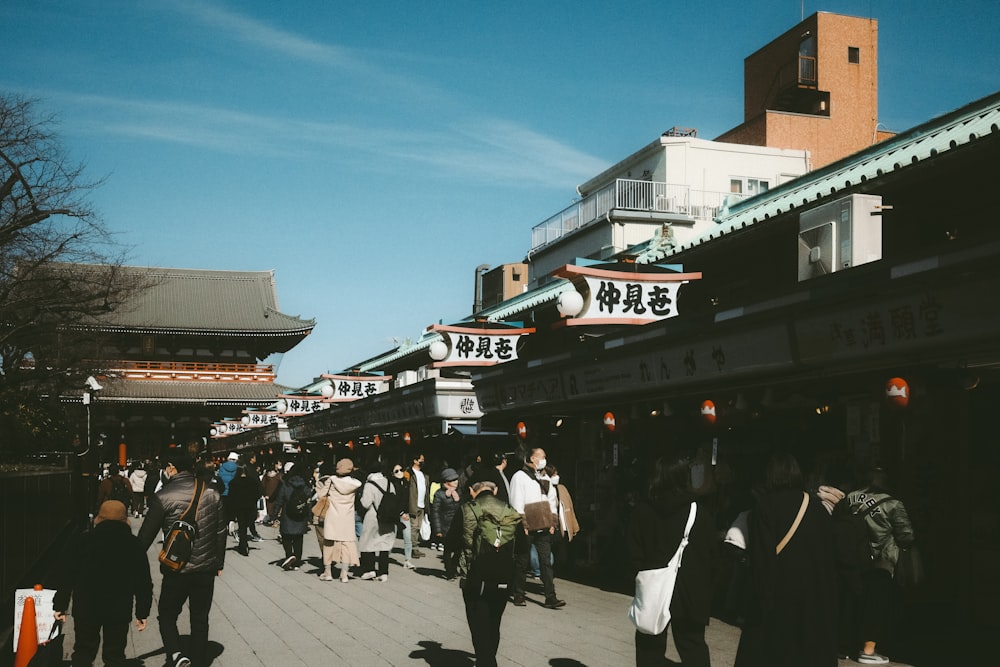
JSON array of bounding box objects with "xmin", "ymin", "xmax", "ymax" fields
[
  {"xmin": 71, "ymin": 615, "xmax": 129, "ymax": 667},
  {"xmin": 463, "ymin": 579, "xmax": 509, "ymax": 667},
  {"xmin": 235, "ymin": 510, "xmax": 255, "ymax": 550},
  {"xmin": 513, "ymin": 530, "xmax": 555, "ymax": 600},
  {"xmin": 360, "ymin": 550, "xmax": 389, "ymax": 576},
  {"xmin": 635, "ymin": 618, "xmax": 710, "ymax": 667},
  {"xmin": 282, "ymin": 533, "xmax": 304, "ymax": 560},
  {"xmin": 861, "ymin": 567, "xmax": 893, "ymax": 644},
  {"xmin": 159, "ymin": 571, "xmax": 216, "ymax": 666}
]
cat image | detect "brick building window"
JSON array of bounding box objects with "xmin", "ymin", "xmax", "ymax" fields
[{"xmin": 848, "ymin": 46, "xmax": 860, "ymax": 64}]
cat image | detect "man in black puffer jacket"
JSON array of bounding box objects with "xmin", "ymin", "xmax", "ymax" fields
[
  {"xmin": 138, "ymin": 450, "xmax": 226, "ymax": 667},
  {"xmin": 53, "ymin": 500, "xmax": 153, "ymax": 667}
]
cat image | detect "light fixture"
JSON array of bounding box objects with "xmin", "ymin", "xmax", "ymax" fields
[
  {"xmin": 320, "ymin": 382, "xmax": 334, "ymax": 398},
  {"xmin": 556, "ymin": 289, "xmax": 585, "ymax": 318},
  {"xmin": 428, "ymin": 339, "xmax": 449, "ymax": 361},
  {"xmin": 241, "ymin": 416, "xmax": 250, "ymax": 426},
  {"xmin": 209, "ymin": 427, "xmax": 218, "ymax": 437},
  {"xmin": 554, "ymin": 417, "xmax": 564, "ymax": 428},
  {"xmin": 274, "ymin": 399, "xmax": 288, "ymax": 413}
]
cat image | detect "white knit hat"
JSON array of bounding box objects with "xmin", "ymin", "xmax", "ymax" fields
[{"xmin": 227, "ymin": 452, "xmax": 239, "ymax": 461}]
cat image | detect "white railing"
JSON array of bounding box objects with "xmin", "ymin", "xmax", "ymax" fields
[{"xmin": 531, "ymin": 179, "xmax": 741, "ymax": 250}]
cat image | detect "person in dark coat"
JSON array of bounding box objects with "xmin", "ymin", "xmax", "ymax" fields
[
  {"xmin": 734, "ymin": 452, "xmax": 838, "ymax": 667},
  {"xmin": 272, "ymin": 463, "xmax": 312, "ymax": 570},
  {"xmin": 627, "ymin": 454, "xmax": 715, "ymax": 667},
  {"xmin": 52, "ymin": 500, "xmax": 153, "ymax": 667},
  {"xmin": 227, "ymin": 464, "xmax": 263, "ymax": 556}
]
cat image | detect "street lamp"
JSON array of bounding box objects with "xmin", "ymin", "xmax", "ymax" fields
[{"xmin": 80, "ymin": 376, "xmax": 103, "ymax": 458}]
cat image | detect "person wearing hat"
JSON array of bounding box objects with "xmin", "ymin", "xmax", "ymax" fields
[
  {"xmin": 138, "ymin": 450, "xmax": 226, "ymax": 667},
  {"xmin": 431, "ymin": 467, "xmax": 462, "ymax": 578},
  {"xmin": 314, "ymin": 457, "xmax": 362, "ymax": 582},
  {"xmin": 53, "ymin": 500, "xmax": 153, "ymax": 666}
]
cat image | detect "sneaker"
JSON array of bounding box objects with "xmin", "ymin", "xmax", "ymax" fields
[
  {"xmin": 318, "ymin": 573, "xmax": 334, "ymax": 581},
  {"xmin": 543, "ymin": 597, "xmax": 566, "ymax": 609},
  {"xmin": 402, "ymin": 560, "xmax": 415, "ymax": 569},
  {"xmin": 360, "ymin": 571, "xmax": 377, "ymax": 580},
  {"xmin": 512, "ymin": 596, "xmax": 527, "ymax": 607},
  {"xmin": 412, "ymin": 550, "xmax": 425, "ymax": 558},
  {"xmin": 857, "ymin": 652, "xmax": 889, "ymax": 665},
  {"xmin": 280, "ymin": 556, "xmax": 296, "ymax": 570},
  {"xmin": 249, "ymin": 535, "xmax": 262, "ymax": 542},
  {"xmin": 376, "ymin": 574, "xmax": 388, "ymax": 582},
  {"xmin": 171, "ymin": 654, "xmax": 192, "ymax": 667}
]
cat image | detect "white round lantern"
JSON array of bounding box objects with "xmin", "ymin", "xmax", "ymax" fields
[
  {"xmin": 320, "ymin": 382, "xmax": 334, "ymax": 398},
  {"xmin": 428, "ymin": 339, "xmax": 449, "ymax": 361},
  {"xmin": 557, "ymin": 289, "xmax": 585, "ymax": 318}
]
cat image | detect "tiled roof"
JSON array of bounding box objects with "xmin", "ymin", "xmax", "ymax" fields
[
  {"xmin": 84, "ymin": 265, "xmax": 315, "ymax": 335},
  {"xmin": 639, "ymin": 90, "xmax": 1000, "ymax": 262},
  {"xmin": 94, "ymin": 378, "xmax": 286, "ymax": 405}
]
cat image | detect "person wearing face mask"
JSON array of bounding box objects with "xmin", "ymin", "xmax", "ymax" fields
[
  {"xmin": 431, "ymin": 467, "xmax": 462, "ymax": 578},
  {"xmin": 406, "ymin": 452, "xmax": 431, "ymax": 558},
  {"xmin": 508, "ymin": 447, "xmax": 565, "ymax": 609},
  {"xmin": 389, "ymin": 462, "xmax": 416, "ymax": 569}
]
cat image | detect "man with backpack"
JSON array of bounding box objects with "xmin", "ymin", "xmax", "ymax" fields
[
  {"xmin": 97, "ymin": 463, "xmax": 133, "ymax": 515},
  {"xmin": 458, "ymin": 477, "xmax": 522, "ymax": 667},
  {"xmin": 138, "ymin": 450, "xmax": 226, "ymax": 667}
]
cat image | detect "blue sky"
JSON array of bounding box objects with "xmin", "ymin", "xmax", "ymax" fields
[{"xmin": 5, "ymin": 0, "xmax": 998, "ymax": 388}]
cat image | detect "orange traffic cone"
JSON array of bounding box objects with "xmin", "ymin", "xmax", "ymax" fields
[{"xmin": 13, "ymin": 594, "xmax": 38, "ymax": 667}]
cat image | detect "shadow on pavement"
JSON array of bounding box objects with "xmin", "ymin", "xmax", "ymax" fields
[{"xmin": 407, "ymin": 640, "xmax": 474, "ymax": 666}]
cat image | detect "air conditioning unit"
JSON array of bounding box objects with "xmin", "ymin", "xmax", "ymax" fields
[{"xmin": 797, "ymin": 194, "xmax": 883, "ymax": 281}]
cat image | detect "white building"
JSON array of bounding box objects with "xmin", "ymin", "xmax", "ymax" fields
[{"xmin": 526, "ymin": 131, "xmax": 809, "ymax": 283}]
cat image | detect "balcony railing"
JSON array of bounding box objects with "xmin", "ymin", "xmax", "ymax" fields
[
  {"xmin": 531, "ymin": 178, "xmax": 740, "ymax": 250},
  {"xmin": 107, "ymin": 360, "xmax": 276, "ymax": 382}
]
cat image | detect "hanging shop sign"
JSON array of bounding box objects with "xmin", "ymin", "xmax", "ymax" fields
[
  {"xmin": 240, "ymin": 411, "xmax": 284, "ymax": 428},
  {"xmin": 552, "ymin": 264, "xmax": 701, "ymax": 326},
  {"xmin": 426, "ymin": 323, "xmax": 535, "ymax": 367},
  {"xmin": 210, "ymin": 420, "xmax": 249, "ymax": 437},
  {"xmin": 320, "ymin": 374, "xmax": 392, "ymax": 403},
  {"xmin": 274, "ymin": 396, "xmax": 330, "ymax": 415}
]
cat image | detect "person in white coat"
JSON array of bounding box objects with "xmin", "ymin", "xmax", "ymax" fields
[
  {"xmin": 358, "ymin": 460, "xmax": 399, "ymax": 581},
  {"xmin": 508, "ymin": 447, "xmax": 565, "ymax": 609},
  {"xmin": 317, "ymin": 458, "xmax": 362, "ymax": 582}
]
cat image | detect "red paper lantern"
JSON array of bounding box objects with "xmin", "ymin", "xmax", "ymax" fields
[
  {"xmin": 885, "ymin": 377, "xmax": 909, "ymax": 409},
  {"xmin": 374, "ymin": 434, "xmax": 381, "ymax": 448},
  {"xmin": 347, "ymin": 440, "xmax": 355, "ymax": 451},
  {"xmin": 603, "ymin": 411, "xmax": 616, "ymax": 432},
  {"xmin": 403, "ymin": 432, "xmax": 411, "ymax": 446},
  {"xmin": 516, "ymin": 421, "xmax": 527, "ymax": 439},
  {"xmin": 700, "ymin": 400, "xmax": 717, "ymax": 425}
]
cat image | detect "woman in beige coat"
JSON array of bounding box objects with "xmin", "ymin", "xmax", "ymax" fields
[{"xmin": 317, "ymin": 458, "xmax": 362, "ymax": 582}]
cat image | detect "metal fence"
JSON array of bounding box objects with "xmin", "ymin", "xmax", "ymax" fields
[{"xmin": 0, "ymin": 454, "xmax": 80, "ymax": 623}]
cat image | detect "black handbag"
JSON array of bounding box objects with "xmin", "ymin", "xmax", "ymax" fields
[
  {"xmin": 894, "ymin": 545, "xmax": 924, "ymax": 588},
  {"xmin": 27, "ymin": 620, "xmax": 65, "ymax": 667}
]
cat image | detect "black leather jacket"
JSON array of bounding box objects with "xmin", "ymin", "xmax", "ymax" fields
[{"xmin": 138, "ymin": 470, "xmax": 227, "ymax": 574}]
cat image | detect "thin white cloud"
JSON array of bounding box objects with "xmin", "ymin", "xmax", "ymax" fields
[{"xmin": 54, "ymin": 91, "xmax": 605, "ymax": 188}]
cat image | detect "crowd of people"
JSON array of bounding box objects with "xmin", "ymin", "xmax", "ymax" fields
[
  {"xmin": 627, "ymin": 448, "xmax": 917, "ymax": 667},
  {"xmin": 57, "ymin": 443, "xmax": 581, "ymax": 667},
  {"xmin": 54, "ymin": 441, "xmax": 917, "ymax": 667}
]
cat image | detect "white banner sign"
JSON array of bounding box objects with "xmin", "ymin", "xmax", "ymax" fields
[
  {"xmin": 276, "ymin": 397, "xmax": 331, "ymax": 415},
  {"xmin": 554, "ymin": 264, "xmax": 701, "ymax": 326},
  {"xmin": 428, "ymin": 324, "xmax": 534, "ymax": 367},
  {"xmin": 320, "ymin": 376, "xmax": 392, "ymax": 403}
]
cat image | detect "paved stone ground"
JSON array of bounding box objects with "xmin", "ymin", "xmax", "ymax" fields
[{"xmin": 49, "ymin": 521, "xmax": 914, "ymax": 666}]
